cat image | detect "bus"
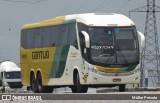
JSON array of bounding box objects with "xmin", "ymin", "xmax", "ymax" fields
[{"xmin": 20, "ymin": 13, "xmax": 145, "ymax": 93}]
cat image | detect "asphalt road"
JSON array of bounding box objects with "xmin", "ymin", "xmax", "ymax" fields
[{"xmin": 0, "ymin": 91, "xmax": 160, "ymax": 103}]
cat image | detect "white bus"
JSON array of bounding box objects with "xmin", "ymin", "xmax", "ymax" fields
[{"xmin": 20, "ymin": 13, "xmax": 145, "ymax": 93}]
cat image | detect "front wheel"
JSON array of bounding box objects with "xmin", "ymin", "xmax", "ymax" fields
[
  {"xmin": 2, "ymin": 86, "xmax": 5, "ymax": 93},
  {"xmin": 71, "ymin": 72, "xmax": 88, "ymax": 93},
  {"xmin": 119, "ymin": 84, "xmax": 126, "ymax": 92}
]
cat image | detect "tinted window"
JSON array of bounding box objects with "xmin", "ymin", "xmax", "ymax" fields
[
  {"xmin": 41, "ymin": 27, "xmax": 51, "ymax": 47},
  {"xmin": 78, "ymin": 23, "xmax": 87, "ymax": 33},
  {"xmin": 50, "ymin": 25, "xmax": 59, "ymax": 46},
  {"xmin": 21, "ymin": 30, "xmax": 27, "ymax": 48},
  {"xmin": 68, "ymin": 23, "xmax": 77, "ymax": 48},
  {"xmin": 5, "ymin": 72, "xmax": 21, "ymax": 79},
  {"xmin": 116, "ymin": 28, "xmax": 135, "ymax": 51},
  {"xmin": 27, "ymin": 29, "xmax": 34, "ymax": 48},
  {"xmin": 21, "ymin": 22, "xmax": 78, "ymax": 49},
  {"xmin": 34, "ymin": 28, "xmax": 41, "ymax": 48},
  {"xmin": 58, "ymin": 24, "xmax": 68, "ymax": 46}
]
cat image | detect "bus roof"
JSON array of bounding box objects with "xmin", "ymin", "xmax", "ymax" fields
[{"xmin": 22, "ymin": 13, "xmax": 135, "ymax": 29}]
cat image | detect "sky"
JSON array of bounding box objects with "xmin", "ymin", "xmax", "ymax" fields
[{"xmin": 0, "ymin": 0, "xmax": 160, "ymax": 65}]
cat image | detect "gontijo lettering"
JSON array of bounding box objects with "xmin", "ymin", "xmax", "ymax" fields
[{"xmin": 32, "ymin": 50, "xmax": 49, "ymax": 60}]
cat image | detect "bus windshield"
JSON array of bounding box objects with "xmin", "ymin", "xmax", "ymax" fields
[{"xmin": 89, "ymin": 27, "xmax": 139, "ymax": 65}]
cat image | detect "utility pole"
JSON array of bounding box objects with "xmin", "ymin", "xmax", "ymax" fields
[{"xmin": 129, "ymin": 0, "xmax": 160, "ymax": 87}]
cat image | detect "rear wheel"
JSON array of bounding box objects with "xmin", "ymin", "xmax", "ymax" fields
[
  {"xmin": 71, "ymin": 72, "xmax": 88, "ymax": 93},
  {"xmin": 30, "ymin": 73, "xmax": 39, "ymax": 93},
  {"xmin": 37, "ymin": 73, "xmax": 53, "ymax": 93},
  {"xmin": 27, "ymin": 86, "xmax": 31, "ymax": 91}
]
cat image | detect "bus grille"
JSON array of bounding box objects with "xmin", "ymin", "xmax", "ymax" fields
[{"xmin": 8, "ymin": 82, "xmax": 23, "ymax": 88}]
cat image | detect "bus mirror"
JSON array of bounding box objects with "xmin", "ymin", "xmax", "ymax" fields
[
  {"xmin": 138, "ymin": 31, "xmax": 145, "ymax": 48},
  {"xmin": 81, "ymin": 31, "xmax": 90, "ymax": 48}
]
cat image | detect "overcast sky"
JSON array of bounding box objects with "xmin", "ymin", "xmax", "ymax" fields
[{"xmin": 0, "ymin": 0, "xmax": 160, "ymax": 65}]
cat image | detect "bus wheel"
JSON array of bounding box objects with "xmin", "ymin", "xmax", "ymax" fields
[
  {"xmin": 37, "ymin": 73, "xmax": 46, "ymax": 93},
  {"xmin": 71, "ymin": 86, "xmax": 77, "ymax": 93},
  {"xmin": 119, "ymin": 84, "xmax": 126, "ymax": 92},
  {"xmin": 27, "ymin": 86, "xmax": 31, "ymax": 91},
  {"xmin": 71, "ymin": 72, "xmax": 88, "ymax": 93},
  {"xmin": 37, "ymin": 73, "xmax": 53, "ymax": 93},
  {"xmin": 30, "ymin": 73, "xmax": 39, "ymax": 93},
  {"xmin": 46, "ymin": 86, "xmax": 54, "ymax": 93},
  {"xmin": 2, "ymin": 86, "xmax": 5, "ymax": 93}
]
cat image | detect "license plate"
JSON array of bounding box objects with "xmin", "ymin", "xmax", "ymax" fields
[{"xmin": 113, "ymin": 78, "xmax": 121, "ymax": 82}]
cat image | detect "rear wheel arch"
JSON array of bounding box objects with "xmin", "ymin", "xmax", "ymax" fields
[{"xmin": 30, "ymin": 69, "xmax": 36, "ymax": 80}]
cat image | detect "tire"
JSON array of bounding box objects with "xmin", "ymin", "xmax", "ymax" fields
[
  {"xmin": 30, "ymin": 73, "xmax": 39, "ymax": 93},
  {"xmin": 37, "ymin": 73, "xmax": 46, "ymax": 93},
  {"xmin": 27, "ymin": 86, "xmax": 31, "ymax": 91},
  {"xmin": 2, "ymin": 86, "xmax": 5, "ymax": 93},
  {"xmin": 37, "ymin": 73, "xmax": 53, "ymax": 93},
  {"xmin": 119, "ymin": 84, "xmax": 126, "ymax": 92},
  {"xmin": 71, "ymin": 86, "xmax": 77, "ymax": 93},
  {"xmin": 46, "ymin": 86, "xmax": 54, "ymax": 93},
  {"xmin": 71, "ymin": 72, "xmax": 88, "ymax": 93}
]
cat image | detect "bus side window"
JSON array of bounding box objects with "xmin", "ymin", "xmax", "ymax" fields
[
  {"xmin": 79, "ymin": 33, "xmax": 85, "ymax": 54},
  {"xmin": 50, "ymin": 25, "xmax": 59, "ymax": 46},
  {"xmin": 21, "ymin": 30, "xmax": 27, "ymax": 49},
  {"xmin": 33, "ymin": 28, "xmax": 42, "ymax": 48},
  {"xmin": 59, "ymin": 24, "xmax": 68, "ymax": 46},
  {"xmin": 73, "ymin": 40, "xmax": 78, "ymax": 49},
  {"xmin": 68, "ymin": 23, "xmax": 78, "ymax": 49},
  {"xmin": 41, "ymin": 27, "xmax": 51, "ymax": 47}
]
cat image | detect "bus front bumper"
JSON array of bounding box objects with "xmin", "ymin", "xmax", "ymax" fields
[{"xmin": 88, "ymin": 70, "xmax": 140, "ymax": 85}]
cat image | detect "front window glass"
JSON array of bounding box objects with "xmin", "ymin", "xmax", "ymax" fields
[
  {"xmin": 78, "ymin": 23, "xmax": 139, "ymax": 66},
  {"xmin": 89, "ymin": 27, "xmax": 139, "ymax": 65},
  {"xmin": 90, "ymin": 28, "xmax": 115, "ymax": 64},
  {"xmin": 115, "ymin": 28, "xmax": 138, "ymax": 64},
  {"xmin": 5, "ymin": 72, "xmax": 21, "ymax": 79}
]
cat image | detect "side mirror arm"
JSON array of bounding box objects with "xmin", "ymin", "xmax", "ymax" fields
[
  {"xmin": 138, "ymin": 31, "xmax": 145, "ymax": 48},
  {"xmin": 81, "ymin": 31, "xmax": 90, "ymax": 48}
]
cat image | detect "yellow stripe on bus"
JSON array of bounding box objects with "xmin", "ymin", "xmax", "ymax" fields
[
  {"xmin": 22, "ymin": 16, "xmax": 65, "ymax": 29},
  {"xmin": 95, "ymin": 65, "xmax": 120, "ymax": 72}
]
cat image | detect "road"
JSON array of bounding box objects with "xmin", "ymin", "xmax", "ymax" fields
[{"xmin": 0, "ymin": 91, "xmax": 160, "ymax": 103}]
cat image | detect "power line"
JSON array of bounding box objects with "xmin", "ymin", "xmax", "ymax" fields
[
  {"xmin": 0, "ymin": 0, "xmax": 48, "ymax": 4},
  {"xmin": 93, "ymin": 0, "xmax": 110, "ymax": 12},
  {"xmin": 129, "ymin": 0, "xmax": 160, "ymax": 87},
  {"xmin": 31, "ymin": 0, "xmax": 48, "ymax": 4},
  {"xmin": 73, "ymin": 0, "xmax": 91, "ymax": 12},
  {"xmin": 116, "ymin": 0, "xmax": 132, "ymax": 12},
  {"xmin": 92, "ymin": 0, "xmax": 113, "ymax": 12}
]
